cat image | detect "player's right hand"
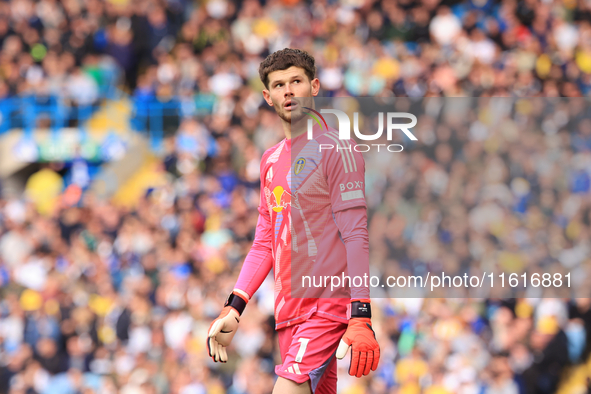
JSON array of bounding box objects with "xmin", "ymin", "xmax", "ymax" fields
[
  {"xmin": 207, "ymin": 291, "xmax": 248, "ymax": 363},
  {"xmin": 207, "ymin": 306, "xmax": 240, "ymax": 362}
]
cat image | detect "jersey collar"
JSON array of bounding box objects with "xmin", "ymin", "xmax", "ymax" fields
[{"xmin": 285, "ymin": 123, "xmax": 322, "ymax": 153}]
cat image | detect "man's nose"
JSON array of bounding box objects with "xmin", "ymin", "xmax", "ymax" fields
[{"xmin": 284, "ymin": 83, "xmax": 294, "ymax": 96}]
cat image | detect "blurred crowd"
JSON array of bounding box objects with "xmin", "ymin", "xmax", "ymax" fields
[
  {"xmin": 360, "ymin": 97, "xmax": 591, "ymax": 394},
  {"xmin": 3, "ymin": 0, "xmax": 591, "ymax": 103},
  {"xmin": 2, "ymin": 0, "xmax": 591, "ymax": 393}
]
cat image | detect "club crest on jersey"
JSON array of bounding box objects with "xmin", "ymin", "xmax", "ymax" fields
[{"xmin": 294, "ymin": 158, "xmax": 306, "ymax": 175}]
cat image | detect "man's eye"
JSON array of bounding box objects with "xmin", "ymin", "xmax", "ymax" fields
[
  {"xmin": 294, "ymin": 80, "xmax": 300, "ymax": 83},
  {"xmin": 275, "ymin": 83, "xmax": 282, "ymax": 88}
]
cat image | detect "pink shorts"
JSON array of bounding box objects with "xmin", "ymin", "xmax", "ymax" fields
[{"xmin": 275, "ymin": 313, "xmax": 347, "ymax": 394}]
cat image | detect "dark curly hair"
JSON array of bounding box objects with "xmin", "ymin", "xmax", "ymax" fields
[{"xmin": 258, "ymin": 48, "xmax": 316, "ymax": 89}]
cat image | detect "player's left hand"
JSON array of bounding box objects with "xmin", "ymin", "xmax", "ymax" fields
[{"xmin": 336, "ymin": 317, "xmax": 380, "ymax": 377}]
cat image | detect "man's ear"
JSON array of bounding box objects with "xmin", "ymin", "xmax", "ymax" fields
[
  {"xmin": 262, "ymin": 89, "xmax": 273, "ymax": 106},
  {"xmin": 311, "ymin": 78, "xmax": 320, "ymax": 96}
]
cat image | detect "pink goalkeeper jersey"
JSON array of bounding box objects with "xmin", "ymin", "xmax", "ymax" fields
[{"xmin": 237, "ymin": 124, "xmax": 368, "ymax": 330}]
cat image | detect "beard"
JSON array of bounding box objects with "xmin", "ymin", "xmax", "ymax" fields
[
  {"xmin": 273, "ymin": 96, "xmax": 313, "ymax": 128},
  {"xmin": 274, "ymin": 104, "xmax": 306, "ymax": 124}
]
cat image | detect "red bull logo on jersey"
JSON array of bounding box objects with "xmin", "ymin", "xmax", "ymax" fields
[{"xmin": 271, "ymin": 186, "xmax": 292, "ymax": 213}]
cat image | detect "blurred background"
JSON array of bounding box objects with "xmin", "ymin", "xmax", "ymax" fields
[{"xmin": 2, "ymin": 0, "xmax": 591, "ymax": 393}]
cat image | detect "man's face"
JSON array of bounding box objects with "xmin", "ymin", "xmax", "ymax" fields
[{"xmin": 263, "ymin": 66, "xmax": 320, "ymax": 124}]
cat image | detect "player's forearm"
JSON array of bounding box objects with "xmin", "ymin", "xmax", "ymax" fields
[
  {"xmin": 342, "ymin": 236, "xmax": 370, "ymax": 299},
  {"xmin": 234, "ymin": 212, "xmax": 273, "ymax": 298},
  {"xmin": 234, "ymin": 247, "xmax": 273, "ymax": 298},
  {"xmin": 334, "ymin": 207, "xmax": 371, "ymax": 300}
]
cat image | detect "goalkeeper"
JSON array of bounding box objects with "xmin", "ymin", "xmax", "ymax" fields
[{"xmin": 207, "ymin": 48, "xmax": 380, "ymax": 394}]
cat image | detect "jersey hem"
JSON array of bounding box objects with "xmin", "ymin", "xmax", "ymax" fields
[
  {"xmin": 275, "ymin": 308, "xmax": 318, "ymax": 330},
  {"xmin": 315, "ymin": 310, "xmax": 349, "ymax": 324},
  {"xmin": 275, "ymin": 308, "xmax": 349, "ymax": 330}
]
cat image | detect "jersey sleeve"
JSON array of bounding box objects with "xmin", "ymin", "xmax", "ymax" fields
[
  {"xmin": 333, "ymin": 206, "xmax": 370, "ymax": 300},
  {"xmin": 234, "ymin": 155, "xmax": 273, "ymax": 298},
  {"xmin": 322, "ymin": 137, "xmax": 367, "ymax": 213}
]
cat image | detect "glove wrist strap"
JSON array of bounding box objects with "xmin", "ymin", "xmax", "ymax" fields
[
  {"xmin": 225, "ymin": 292, "xmax": 247, "ymax": 316},
  {"xmin": 351, "ymin": 300, "xmax": 372, "ymax": 318}
]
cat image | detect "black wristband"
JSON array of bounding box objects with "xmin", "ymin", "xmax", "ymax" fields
[
  {"xmin": 224, "ymin": 293, "xmax": 247, "ymax": 316},
  {"xmin": 351, "ymin": 301, "xmax": 372, "ymax": 318}
]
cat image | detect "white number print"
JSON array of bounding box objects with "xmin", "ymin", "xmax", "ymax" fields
[{"xmin": 295, "ymin": 338, "xmax": 310, "ymax": 363}]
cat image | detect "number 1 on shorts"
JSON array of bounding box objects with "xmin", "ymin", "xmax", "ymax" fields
[{"xmin": 295, "ymin": 338, "xmax": 309, "ymax": 363}]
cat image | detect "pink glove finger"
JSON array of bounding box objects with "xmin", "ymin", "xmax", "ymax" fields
[
  {"xmin": 372, "ymin": 348, "xmax": 380, "ymax": 371},
  {"xmin": 364, "ymin": 351, "xmax": 373, "ymax": 376},
  {"xmin": 357, "ymin": 351, "xmax": 368, "ymax": 378},
  {"xmin": 349, "ymin": 350, "xmax": 361, "ymax": 377}
]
